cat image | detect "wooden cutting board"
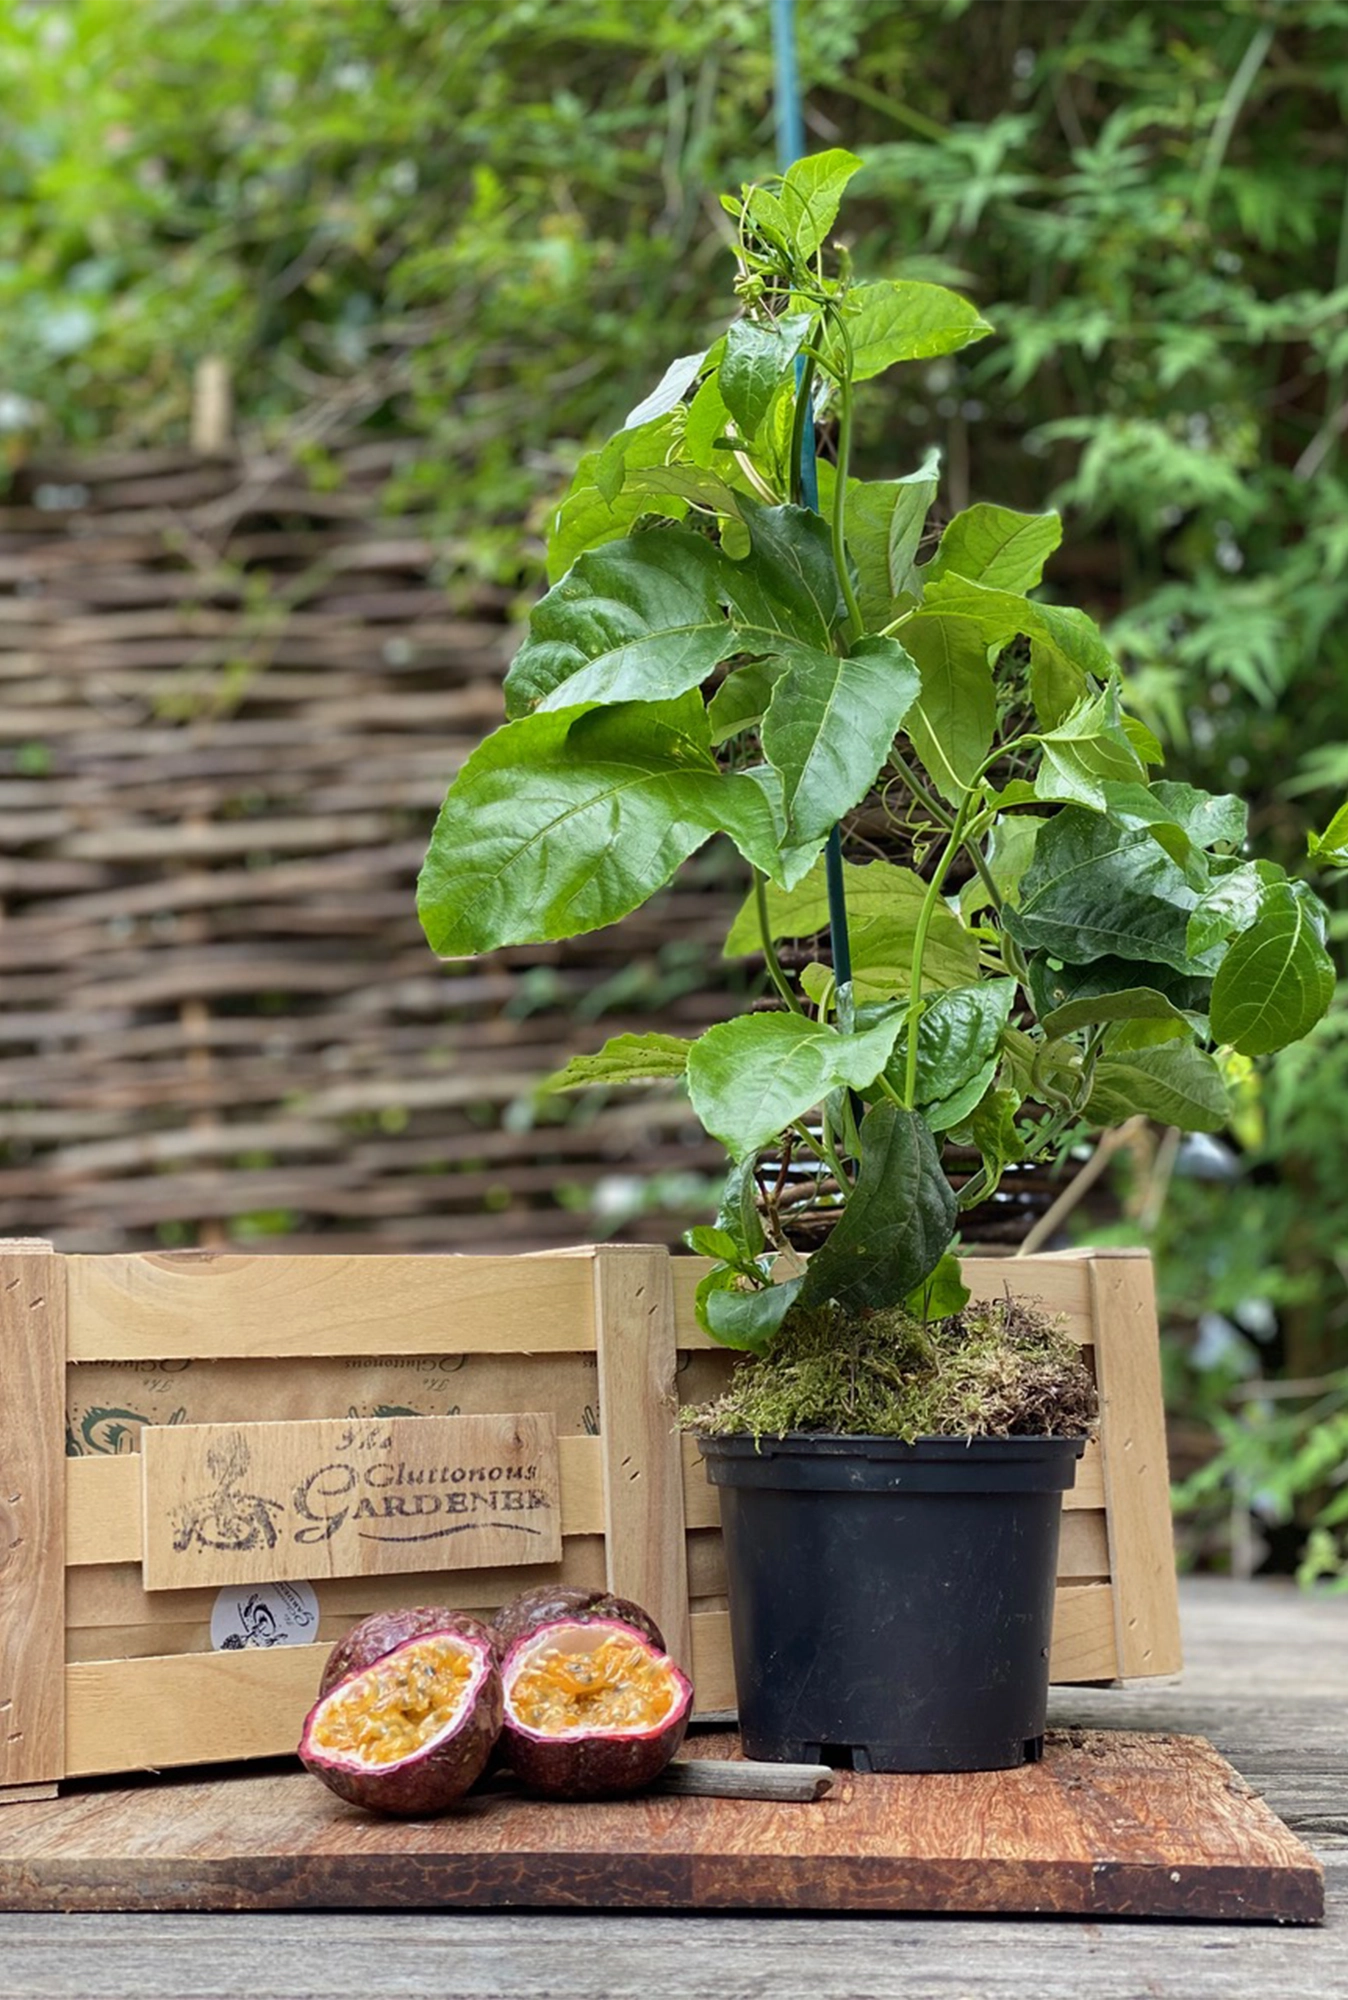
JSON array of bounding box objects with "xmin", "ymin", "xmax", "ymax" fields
[{"xmin": 0, "ymin": 1730, "xmax": 1322, "ymax": 1922}]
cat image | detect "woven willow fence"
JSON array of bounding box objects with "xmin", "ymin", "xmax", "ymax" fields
[{"xmin": 0, "ymin": 441, "xmax": 1051, "ymax": 1254}]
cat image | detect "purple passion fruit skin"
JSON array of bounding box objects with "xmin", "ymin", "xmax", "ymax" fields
[
  {"xmin": 501, "ymin": 1616, "xmax": 692, "ymax": 1801},
  {"xmin": 300, "ymin": 1628, "xmax": 503, "ymax": 1817},
  {"xmin": 494, "ymin": 1584, "xmax": 665, "ymax": 1655},
  {"xmin": 318, "ymin": 1607, "xmax": 501, "ymax": 1698}
]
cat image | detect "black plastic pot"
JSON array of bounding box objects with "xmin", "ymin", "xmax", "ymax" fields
[{"xmin": 697, "ymin": 1432, "xmax": 1084, "ymax": 1773}]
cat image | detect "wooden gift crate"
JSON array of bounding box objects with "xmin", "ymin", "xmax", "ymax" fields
[{"xmin": 0, "ymin": 1240, "xmax": 1180, "ymax": 1800}]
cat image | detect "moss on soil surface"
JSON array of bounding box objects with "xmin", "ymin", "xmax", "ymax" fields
[{"xmin": 686, "ymin": 1294, "xmax": 1097, "ymax": 1441}]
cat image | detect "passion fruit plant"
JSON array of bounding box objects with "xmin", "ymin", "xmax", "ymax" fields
[{"xmin": 417, "ymin": 150, "xmax": 1335, "ymax": 1361}]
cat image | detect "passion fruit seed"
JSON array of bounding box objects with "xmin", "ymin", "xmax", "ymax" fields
[
  {"xmin": 509, "ymin": 1632, "xmax": 679, "ymax": 1736},
  {"xmin": 315, "ymin": 1636, "xmax": 473, "ymax": 1767}
]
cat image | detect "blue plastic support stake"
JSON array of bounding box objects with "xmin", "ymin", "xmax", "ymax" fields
[{"xmin": 771, "ymin": 0, "xmax": 851, "ymax": 992}]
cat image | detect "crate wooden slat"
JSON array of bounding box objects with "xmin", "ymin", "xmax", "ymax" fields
[{"xmin": 2, "ymin": 1239, "xmax": 1180, "ymax": 1792}]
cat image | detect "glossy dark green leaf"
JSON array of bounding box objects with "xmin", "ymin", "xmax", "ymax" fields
[
  {"xmin": 1150, "ymin": 781, "xmax": 1247, "ymax": 851},
  {"xmin": 1185, "ymin": 860, "xmax": 1272, "ymax": 957},
  {"xmin": 924, "ymin": 504, "xmax": 1062, "ymax": 593},
  {"xmin": 696, "ymin": 1264, "xmax": 804, "ymax": 1354},
  {"xmin": 1209, "ymin": 882, "xmax": 1336, "ymax": 1055},
  {"xmin": 687, "ymin": 1008, "xmax": 906, "ymax": 1159},
  {"xmin": 1026, "ymin": 952, "xmax": 1213, "ymax": 1022},
  {"xmin": 760, "ymin": 633, "xmax": 920, "ymax": 845},
  {"xmin": 418, "ymin": 700, "xmax": 780, "ymax": 954},
  {"xmin": 886, "ymin": 978, "xmax": 1017, "ymax": 1126},
  {"xmin": 719, "ymin": 312, "xmax": 813, "ymax": 440},
  {"xmin": 843, "ymin": 281, "xmax": 993, "ymax": 381},
  {"xmin": 707, "ymin": 655, "xmax": 786, "ymax": 744},
  {"xmin": 544, "ymin": 1032, "xmax": 692, "ymax": 1091},
  {"xmin": 1006, "ymin": 808, "xmax": 1213, "ymax": 973},
  {"xmin": 1041, "ymin": 986, "xmax": 1194, "ymax": 1039},
  {"xmin": 1084, "ymin": 1045, "xmax": 1230, "ymax": 1132},
  {"xmin": 800, "ymin": 1103, "xmax": 957, "ymax": 1311},
  {"xmin": 727, "ymin": 501, "xmax": 841, "ymax": 651},
  {"xmin": 505, "ymin": 530, "xmax": 736, "ymax": 716}
]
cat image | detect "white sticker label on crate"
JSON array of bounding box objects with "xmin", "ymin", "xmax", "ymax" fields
[{"xmin": 211, "ymin": 1580, "xmax": 320, "ymax": 1652}]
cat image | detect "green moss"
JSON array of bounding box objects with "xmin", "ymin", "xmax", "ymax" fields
[{"xmin": 685, "ymin": 1294, "xmax": 1097, "ymax": 1441}]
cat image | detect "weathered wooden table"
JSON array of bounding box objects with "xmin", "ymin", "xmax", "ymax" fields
[{"xmin": 1, "ymin": 1577, "xmax": 1343, "ymax": 1997}]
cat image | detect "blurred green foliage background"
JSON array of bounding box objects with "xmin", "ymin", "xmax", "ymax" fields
[{"xmin": 4, "ymin": 0, "xmax": 1348, "ymax": 1573}]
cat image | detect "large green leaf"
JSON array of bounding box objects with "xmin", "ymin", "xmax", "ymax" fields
[
  {"xmin": 724, "ymin": 856, "xmax": 980, "ymax": 995},
  {"xmin": 1027, "ymin": 952, "xmax": 1213, "ymax": 1022},
  {"xmin": 707, "ymin": 655, "xmax": 786, "ymax": 744},
  {"xmin": 842, "ymin": 280, "xmax": 993, "ymax": 381},
  {"xmin": 418, "ymin": 700, "xmax": 780, "ymax": 954},
  {"xmin": 902, "ymin": 612, "xmax": 997, "ymax": 802},
  {"xmin": 760, "ymin": 633, "xmax": 920, "ymax": 845},
  {"xmin": 1150, "ymin": 781, "xmax": 1247, "ymax": 851},
  {"xmin": 924, "ymin": 504, "xmax": 1062, "ymax": 593},
  {"xmin": 505, "ymin": 529, "xmax": 736, "ymax": 717},
  {"xmin": 1209, "ymin": 883, "xmax": 1336, "ymax": 1056},
  {"xmin": 799, "ymin": 1103, "xmax": 957, "ymax": 1311},
  {"xmin": 687, "ymin": 1009, "xmax": 906, "ymax": 1159},
  {"xmin": 1185, "ymin": 860, "xmax": 1272, "ymax": 957},
  {"xmin": 718, "ymin": 312, "xmax": 813, "ymax": 440},
  {"xmin": 820, "ymin": 452, "xmax": 939, "ymax": 623},
  {"xmin": 1033, "ymin": 681, "xmax": 1148, "ymax": 809},
  {"xmin": 777, "ymin": 148, "xmax": 864, "ymax": 256},
  {"xmin": 544, "ymin": 1033, "xmax": 692, "ymax": 1091},
  {"xmin": 1084, "ymin": 1045, "xmax": 1230, "ymax": 1132},
  {"xmin": 726, "ymin": 501, "xmax": 841, "ymax": 650},
  {"xmin": 1006, "ymin": 808, "xmax": 1214, "ymax": 972},
  {"xmin": 545, "ymin": 411, "xmax": 686, "ymax": 582},
  {"xmin": 1042, "ymin": 986, "xmax": 1195, "ymax": 1039}
]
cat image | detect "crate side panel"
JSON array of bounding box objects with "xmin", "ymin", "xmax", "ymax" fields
[
  {"xmin": 67, "ymin": 1351, "xmax": 602, "ymax": 1450},
  {"xmin": 594, "ymin": 1248, "xmax": 690, "ymax": 1674},
  {"xmin": 1090, "ymin": 1253, "xmax": 1183, "ymax": 1678},
  {"xmin": 0, "ymin": 1245, "xmax": 66, "ymax": 1785}
]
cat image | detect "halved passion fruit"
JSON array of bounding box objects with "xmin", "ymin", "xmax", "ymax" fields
[
  {"xmin": 318, "ymin": 1606, "xmax": 501, "ymax": 1698},
  {"xmin": 300, "ymin": 1625, "xmax": 502, "ymax": 1816},
  {"xmin": 501, "ymin": 1615, "xmax": 692, "ymax": 1799}
]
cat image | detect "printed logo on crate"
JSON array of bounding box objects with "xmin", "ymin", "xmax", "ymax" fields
[{"xmin": 141, "ymin": 1411, "xmax": 562, "ymax": 1590}]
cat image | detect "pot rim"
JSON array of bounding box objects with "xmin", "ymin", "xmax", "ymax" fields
[{"xmin": 694, "ymin": 1430, "xmax": 1088, "ymax": 1460}]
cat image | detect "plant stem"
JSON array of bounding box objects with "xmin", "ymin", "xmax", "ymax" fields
[
  {"xmin": 754, "ymin": 870, "xmax": 804, "ymax": 1014},
  {"xmin": 830, "ymin": 369, "xmax": 865, "ymax": 644},
  {"xmin": 901, "ymin": 788, "xmax": 978, "ymax": 1107},
  {"xmin": 792, "ymin": 1116, "xmax": 851, "ymax": 1195},
  {"xmin": 888, "ymin": 752, "xmax": 1003, "ymax": 915}
]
